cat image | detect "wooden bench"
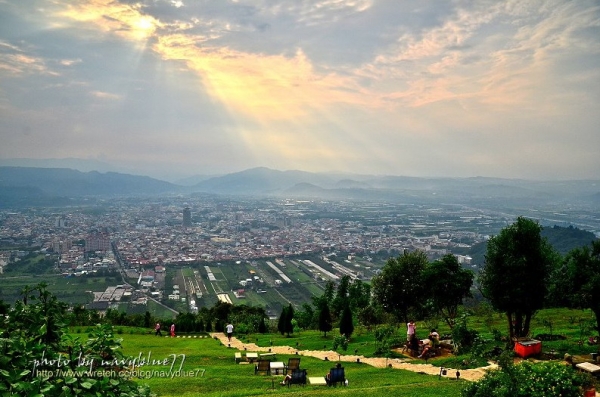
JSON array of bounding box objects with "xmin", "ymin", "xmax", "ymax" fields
[
  {"xmin": 309, "ymin": 377, "xmax": 327, "ymax": 386},
  {"xmin": 246, "ymin": 352, "xmax": 258, "ymax": 363},
  {"xmin": 234, "ymin": 352, "xmax": 243, "ymax": 363},
  {"xmin": 576, "ymin": 362, "xmax": 600, "ymax": 376},
  {"xmin": 260, "ymin": 352, "xmax": 277, "ymax": 360}
]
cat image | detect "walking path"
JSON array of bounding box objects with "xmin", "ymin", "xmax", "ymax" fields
[{"xmin": 210, "ymin": 333, "xmax": 497, "ymax": 381}]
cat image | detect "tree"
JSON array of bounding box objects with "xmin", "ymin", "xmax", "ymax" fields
[
  {"xmin": 332, "ymin": 275, "xmax": 351, "ymax": 318},
  {"xmin": 258, "ymin": 316, "xmax": 267, "ymax": 333},
  {"xmin": 339, "ymin": 305, "xmax": 354, "ymax": 339},
  {"xmin": 553, "ymin": 240, "xmax": 600, "ymax": 338},
  {"xmin": 284, "ymin": 304, "xmax": 294, "ymax": 336},
  {"xmin": 144, "ymin": 310, "xmax": 152, "ymax": 328},
  {"xmin": 357, "ymin": 304, "xmax": 383, "ymax": 331},
  {"xmin": 348, "ymin": 279, "xmax": 370, "ymax": 313},
  {"xmin": 295, "ymin": 303, "xmax": 315, "ymax": 330},
  {"xmin": 371, "ymin": 250, "xmax": 428, "ymax": 323},
  {"xmin": 277, "ymin": 306, "xmax": 288, "ymax": 335},
  {"xmin": 423, "ymin": 254, "xmax": 474, "ymax": 328},
  {"xmin": 318, "ymin": 300, "xmax": 333, "ymax": 337},
  {"xmin": 479, "ymin": 217, "xmax": 558, "ymax": 340}
]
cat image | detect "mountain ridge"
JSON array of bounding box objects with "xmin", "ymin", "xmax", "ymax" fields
[{"xmin": 1, "ymin": 165, "xmax": 599, "ymax": 209}]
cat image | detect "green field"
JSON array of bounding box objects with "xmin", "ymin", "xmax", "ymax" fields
[
  {"xmin": 91, "ymin": 332, "xmax": 467, "ymax": 397},
  {"xmin": 61, "ymin": 305, "xmax": 598, "ymax": 397}
]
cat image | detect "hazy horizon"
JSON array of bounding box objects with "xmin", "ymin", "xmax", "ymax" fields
[{"xmin": 1, "ymin": 1, "xmax": 599, "ymax": 182}]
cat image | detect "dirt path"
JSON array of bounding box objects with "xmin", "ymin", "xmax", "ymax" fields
[{"xmin": 210, "ymin": 333, "xmax": 497, "ymax": 381}]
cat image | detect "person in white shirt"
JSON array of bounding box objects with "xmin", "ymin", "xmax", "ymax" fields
[
  {"xmin": 226, "ymin": 323, "xmax": 234, "ymax": 342},
  {"xmin": 418, "ymin": 329, "xmax": 440, "ymax": 358}
]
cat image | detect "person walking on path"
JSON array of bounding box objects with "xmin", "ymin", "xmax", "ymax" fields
[
  {"xmin": 170, "ymin": 323, "xmax": 176, "ymax": 337},
  {"xmin": 154, "ymin": 322, "xmax": 162, "ymax": 336},
  {"xmin": 226, "ymin": 322, "xmax": 234, "ymax": 342}
]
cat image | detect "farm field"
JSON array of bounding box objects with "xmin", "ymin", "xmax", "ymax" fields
[{"xmin": 169, "ymin": 256, "xmax": 386, "ymax": 316}]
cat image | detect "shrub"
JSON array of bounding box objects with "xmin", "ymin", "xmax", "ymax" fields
[
  {"xmin": 452, "ymin": 313, "xmax": 479, "ymax": 354},
  {"xmin": 0, "ymin": 283, "xmax": 153, "ymax": 397},
  {"xmin": 235, "ymin": 323, "xmax": 249, "ymax": 335},
  {"xmin": 462, "ymin": 360, "xmax": 594, "ymax": 397}
]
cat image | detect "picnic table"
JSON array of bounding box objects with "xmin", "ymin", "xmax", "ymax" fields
[
  {"xmin": 576, "ymin": 362, "xmax": 600, "ymax": 376},
  {"xmin": 270, "ymin": 361, "xmax": 285, "ymax": 375},
  {"xmin": 246, "ymin": 352, "xmax": 258, "ymax": 363}
]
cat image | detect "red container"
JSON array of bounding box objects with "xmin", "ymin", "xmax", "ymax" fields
[
  {"xmin": 584, "ymin": 388, "xmax": 595, "ymax": 397},
  {"xmin": 514, "ymin": 339, "xmax": 542, "ymax": 358}
]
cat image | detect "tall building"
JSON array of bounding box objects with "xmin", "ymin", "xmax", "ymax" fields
[
  {"xmin": 85, "ymin": 232, "xmax": 111, "ymax": 252},
  {"xmin": 183, "ymin": 207, "xmax": 192, "ymax": 227},
  {"xmin": 53, "ymin": 239, "xmax": 72, "ymax": 254}
]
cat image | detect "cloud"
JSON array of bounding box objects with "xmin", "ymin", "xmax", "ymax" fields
[
  {"xmin": 0, "ymin": 0, "xmax": 598, "ymax": 179},
  {"xmin": 0, "ymin": 41, "xmax": 49, "ymax": 75},
  {"xmin": 90, "ymin": 90, "xmax": 120, "ymax": 100}
]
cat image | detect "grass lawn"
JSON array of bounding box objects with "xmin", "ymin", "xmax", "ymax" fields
[
  {"xmin": 237, "ymin": 307, "xmax": 599, "ymax": 368},
  {"xmin": 96, "ymin": 332, "xmax": 467, "ymax": 397}
]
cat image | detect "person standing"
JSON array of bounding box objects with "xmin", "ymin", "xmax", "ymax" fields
[
  {"xmin": 170, "ymin": 323, "xmax": 176, "ymax": 337},
  {"xmin": 154, "ymin": 322, "xmax": 162, "ymax": 336},
  {"xmin": 226, "ymin": 322, "xmax": 234, "ymax": 342},
  {"xmin": 407, "ymin": 320, "xmax": 416, "ymax": 341}
]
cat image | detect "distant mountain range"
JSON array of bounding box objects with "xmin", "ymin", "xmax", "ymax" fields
[{"xmin": 1, "ymin": 165, "xmax": 599, "ymax": 209}]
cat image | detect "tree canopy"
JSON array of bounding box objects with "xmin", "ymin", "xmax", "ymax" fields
[
  {"xmin": 551, "ymin": 240, "xmax": 600, "ymax": 337},
  {"xmin": 371, "ymin": 250, "xmax": 428, "ymax": 323},
  {"xmin": 479, "ymin": 217, "xmax": 558, "ymax": 339},
  {"xmin": 423, "ymin": 254, "xmax": 474, "ymax": 328}
]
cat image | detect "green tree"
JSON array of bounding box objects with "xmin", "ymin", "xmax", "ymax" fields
[
  {"xmin": 423, "ymin": 254, "xmax": 474, "ymax": 328},
  {"xmin": 552, "ymin": 240, "xmax": 600, "ymax": 338},
  {"xmin": 357, "ymin": 304, "xmax": 383, "ymax": 331},
  {"xmin": 258, "ymin": 316, "xmax": 267, "ymax": 333},
  {"xmin": 295, "ymin": 303, "xmax": 315, "ymax": 330},
  {"xmin": 339, "ymin": 305, "xmax": 354, "ymax": 339},
  {"xmin": 332, "ymin": 275, "xmax": 351, "ymax": 318},
  {"xmin": 479, "ymin": 217, "xmax": 558, "ymax": 340},
  {"xmin": 277, "ymin": 306, "xmax": 288, "ymax": 335},
  {"xmin": 284, "ymin": 304, "xmax": 294, "ymax": 336},
  {"xmin": 210, "ymin": 301, "xmax": 232, "ymax": 324},
  {"xmin": 348, "ymin": 279, "xmax": 370, "ymax": 313},
  {"xmin": 144, "ymin": 310, "xmax": 152, "ymax": 328},
  {"xmin": 318, "ymin": 300, "xmax": 333, "ymax": 337},
  {"xmin": 371, "ymin": 250, "xmax": 428, "ymax": 323}
]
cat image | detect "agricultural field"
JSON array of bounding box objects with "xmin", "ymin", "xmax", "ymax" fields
[{"xmin": 166, "ymin": 255, "xmax": 386, "ymax": 315}]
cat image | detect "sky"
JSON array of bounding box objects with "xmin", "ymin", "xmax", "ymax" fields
[{"xmin": 0, "ymin": 0, "xmax": 599, "ymax": 181}]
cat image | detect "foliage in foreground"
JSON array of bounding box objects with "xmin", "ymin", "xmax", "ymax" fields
[
  {"xmin": 0, "ymin": 284, "xmax": 153, "ymax": 397},
  {"xmin": 462, "ymin": 354, "xmax": 594, "ymax": 397}
]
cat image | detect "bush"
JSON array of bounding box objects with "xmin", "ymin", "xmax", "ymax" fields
[
  {"xmin": 0, "ymin": 284, "xmax": 153, "ymax": 397},
  {"xmin": 452, "ymin": 314, "xmax": 479, "ymax": 354},
  {"xmin": 235, "ymin": 323, "xmax": 250, "ymax": 335},
  {"xmin": 462, "ymin": 360, "xmax": 594, "ymax": 397}
]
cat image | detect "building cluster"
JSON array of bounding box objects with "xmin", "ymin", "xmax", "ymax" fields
[{"xmin": 0, "ymin": 197, "xmax": 499, "ymax": 273}]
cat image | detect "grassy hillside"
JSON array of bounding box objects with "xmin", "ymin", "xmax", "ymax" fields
[
  {"xmin": 66, "ymin": 305, "xmax": 600, "ymax": 397},
  {"xmin": 94, "ymin": 333, "xmax": 465, "ymax": 397}
]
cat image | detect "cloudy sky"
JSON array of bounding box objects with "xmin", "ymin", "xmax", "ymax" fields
[{"xmin": 1, "ymin": 0, "xmax": 599, "ymax": 181}]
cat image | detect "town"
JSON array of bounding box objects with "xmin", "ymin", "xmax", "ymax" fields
[{"xmin": 0, "ymin": 194, "xmax": 597, "ymax": 317}]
